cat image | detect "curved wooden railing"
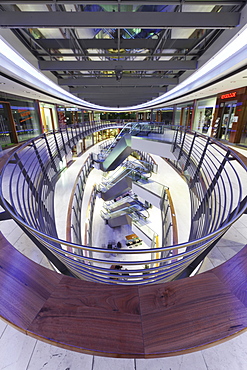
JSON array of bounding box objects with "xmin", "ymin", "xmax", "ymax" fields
[
  {"xmin": 0, "ymin": 138, "xmax": 247, "ymax": 357},
  {"xmin": 0, "ymin": 231, "xmax": 247, "ymax": 358},
  {"xmin": 0, "ymin": 123, "xmax": 246, "ymax": 284}
]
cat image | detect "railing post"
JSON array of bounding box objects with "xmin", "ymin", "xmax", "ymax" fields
[
  {"xmin": 190, "ymin": 136, "xmax": 211, "ymax": 188},
  {"xmin": 177, "ymin": 129, "xmax": 186, "ymax": 160},
  {"xmin": 184, "ymin": 132, "xmax": 197, "ymax": 171},
  {"xmin": 32, "ymin": 141, "xmax": 53, "ymax": 191},
  {"xmin": 44, "ymin": 134, "xmax": 58, "ymax": 173},
  {"xmin": 53, "ymin": 131, "xmax": 62, "ymax": 162},
  {"xmin": 59, "ymin": 128, "xmax": 67, "ymax": 155}
]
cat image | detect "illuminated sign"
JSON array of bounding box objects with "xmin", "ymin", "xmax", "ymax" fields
[
  {"xmin": 221, "ymin": 92, "xmax": 237, "ymax": 99},
  {"xmin": 66, "ymin": 108, "xmax": 79, "ymax": 111}
]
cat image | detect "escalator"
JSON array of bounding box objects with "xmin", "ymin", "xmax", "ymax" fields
[
  {"xmin": 101, "ymin": 199, "xmax": 149, "ymax": 228},
  {"xmin": 100, "ymin": 134, "xmax": 133, "ymax": 171},
  {"xmin": 99, "ymin": 159, "xmax": 151, "ymax": 201},
  {"xmin": 99, "ymin": 122, "xmax": 155, "ymax": 172}
]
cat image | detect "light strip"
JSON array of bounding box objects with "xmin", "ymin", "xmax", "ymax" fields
[
  {"xmin": 0, "ymin": 22, "xmax": 247, "ymax": 112},
  {"xmin": 0, "ymin": 36, "xmax": 102, "ymax": 110}
]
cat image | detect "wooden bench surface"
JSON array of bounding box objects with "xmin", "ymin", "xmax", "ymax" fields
[{"xmin": 0, "ymin": 232, "xmax": 247, "ymax": 358}]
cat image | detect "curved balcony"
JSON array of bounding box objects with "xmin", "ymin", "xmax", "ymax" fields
[
  {"xmin": 1, "ymin": 122, "xmax": 246, "ymax": 284},
  {"xmin": 0, "ymin": 122, "xmax": 247, "ymax": 358}
]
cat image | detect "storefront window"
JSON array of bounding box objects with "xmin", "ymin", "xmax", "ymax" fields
[
  {"xmin": 213, "ymin": 100, "xmax": 239, "ymax": 141},
  {"xmin": 240, "ymin": 120, "xmax": 247, "ymax": 146},
  {"xmin": 174, "ymin": 106, "xmax": 181, "ymax": 126},
  {"xmin": 84, "ymin": 112, "xmax": 90, "ymax": 123},
  {"xmin": 161, "ymin": 108, "xmax": 173, "ymax": 125},
  {"xmin": 39, "ymin": 103, "xmax": 58, "ymax": 132},
  {"xmin": 57, "ymin": 108, "xmax": 66, "ymax": 127},
  {"xmin": 193, "ymin": 97, "xmax": 216, "ymax": 136},
  {"xmin": 175, "ymin": 102, "xmax": 194, "ymax": 128},
  {"xmin": 11, "ymin": 100, "xmax": 41, "ymax": 141},
  {"xmin": 0, "ymin": 103, "xmax": 11, "ymax": 147}
]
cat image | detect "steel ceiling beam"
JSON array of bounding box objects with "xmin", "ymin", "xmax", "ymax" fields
[
  {"xmin": 39, "ymin": 60, "xmax": 197, "ymax": 70},
  {"xmin": 84, "ymin": 100, "xmax": 149, "ymax": 106},
  {"xmin": 70, "ymin": 86, "xmax": 167, "ymax": 93},
  {"xmin": 77, "ymin": 92, "xmax": 160, "ymax": 98},
  {"xmin": 0, "ymin": 12, "xmax": 240, "ymax": 29},
  {"xmin": 1, "ymin": 1, "xmax": 243, "ymax": 5},
  {"xmin": 37, "ymin": 38, "xmax": 198, "ymax": 50},
  {"xmin": 39, "ymin": 52, "xmax": 198, "ymax": 57},
  {"xmin": 58, "ymin": 77, "xmax": 178, "ymax": 86}
]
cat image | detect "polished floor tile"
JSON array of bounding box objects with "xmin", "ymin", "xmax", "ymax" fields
[
  {"xmin": 201, "ymin": 330, "xmax": 247, "ymax": 370},
  {"xmin": 26, "ymin": 340, "xmax": 93, "ymax": 370},
  {"xmin": 93, "ymin": 356, "xmax": 135, "ymax": 370},
  {"xmin": 136, "ymin": 351, "xmax": 207, "ymax": 370},
  {"xmin": 0, "ymin": 319, "xmax": 7, "ymax": 337},
  {"xmin": 0, "ymin": 325, "xmax": 36, "ymax": 370}
]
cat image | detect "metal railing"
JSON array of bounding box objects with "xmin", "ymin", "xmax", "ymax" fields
[
  {"xmin": 1, "ymin": 123, "xmax": 246, "ymax": 285},
  {"xmin": 70, "ymin": 154, "xmax": 94, "ymax": 245}
]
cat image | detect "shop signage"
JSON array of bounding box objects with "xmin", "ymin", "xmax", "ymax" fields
[
  {"xmin": 66, "ymin": 108, "xmax": 79, "ymax": 111},
  {"xmin": 221, "ymin": 92, "xmax": 237, "ymax": 99},
  {"xmin": 18, "ymin": 109, "xmax": 32, "ymax": 123}
]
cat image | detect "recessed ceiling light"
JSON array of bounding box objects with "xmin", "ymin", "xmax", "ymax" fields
[{"xmin": 0, "ymin": 82, "xmax": 5, "ymax": 85}]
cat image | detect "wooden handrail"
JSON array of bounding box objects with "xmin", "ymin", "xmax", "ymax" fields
[{"xmin": 0, "ymin": 231, "xmax": 246, "ymax": 358}]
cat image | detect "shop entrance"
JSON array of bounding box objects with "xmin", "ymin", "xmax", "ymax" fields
[
  {"xmin": 216, "ymin": 100, "xmax": 237, "ymax": 140},
  {"xmin": 180, "ymin": 105, "xmax": 193, "ymax": 129},
  {"xmin": 0, "ymin": 102, "xmax": 17, "ymax": 148}
]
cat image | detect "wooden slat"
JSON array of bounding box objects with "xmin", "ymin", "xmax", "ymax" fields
[
  {"xmin": 138, "ymin": 270, "xmax": 247, "ymax": 357},
  {"xmin": 212, "ymin": 246, "xmax": 247, "ymax": 308},
  {"xmin": 28, "ymin": 276, "xmax": 144, "ymax": 357},
  {"xmin": 0, "ymin": 233, "xmax": 62, "ymax": 331},
  {"xmin": 0, "ymin": 232, "xmax": 247, "ymax": 358}
]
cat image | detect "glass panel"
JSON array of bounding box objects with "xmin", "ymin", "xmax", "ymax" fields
[
  {"xmin": 223, "ymin": 103, "xmax": 237, "ymax": 141},
  {"xmin": 193, "ymin": 97, "xmax": 216, "ymax": 136},
  {"xmin": 0, "ymin": 103, "xmax": 12, "ymax": 148},
  {"xmin": 176, "ymin": 102, "xmax": 193, "ymax": 128},
  {"xmin": 239, "ymin": 120, "xmax": 247, "ymax": 146},
  {"xmin": 11, "ymin": 101, "xmax": 41, "ymax": 142},
  {"xmin": 174, "ymin": 106, "xmax": 181, "ymax": 126},
  {"xmin": 214, "ymin": 100, "xmax": 237, "ymax": 141}
]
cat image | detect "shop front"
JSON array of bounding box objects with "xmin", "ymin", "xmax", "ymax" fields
[
  {"xmin": 0, "ymin": 101, "xmax": 17, "ymax": 147},
  {"xmin": 212, "ymin": 87, "xmax": 247, "ymax": 144},
  {"xmin": 0, "ymin": 94, "xmax": 41, "ymax": 148},
  {"xmin": 174, "ymin": 101, "xmax": 194, "ymax": 129},
  {"xmin": 65, "ymin": 107, "xmax": 83, "ymax": 125},
  {"xmin": 39, "ymin": 102, "xmax": 58, "ymax": 132},
  {"xmin": 192, "ymin": 97, "xmax": 217, "ymax": 136},
  {"xmin": 139, "ymin": 111, "xmax": 151, "ymax": 122}
]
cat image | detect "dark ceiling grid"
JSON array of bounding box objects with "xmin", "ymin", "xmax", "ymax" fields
[{"xmin": 0, "ymin": 1, "xmax": 244, "ymax": 107}]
